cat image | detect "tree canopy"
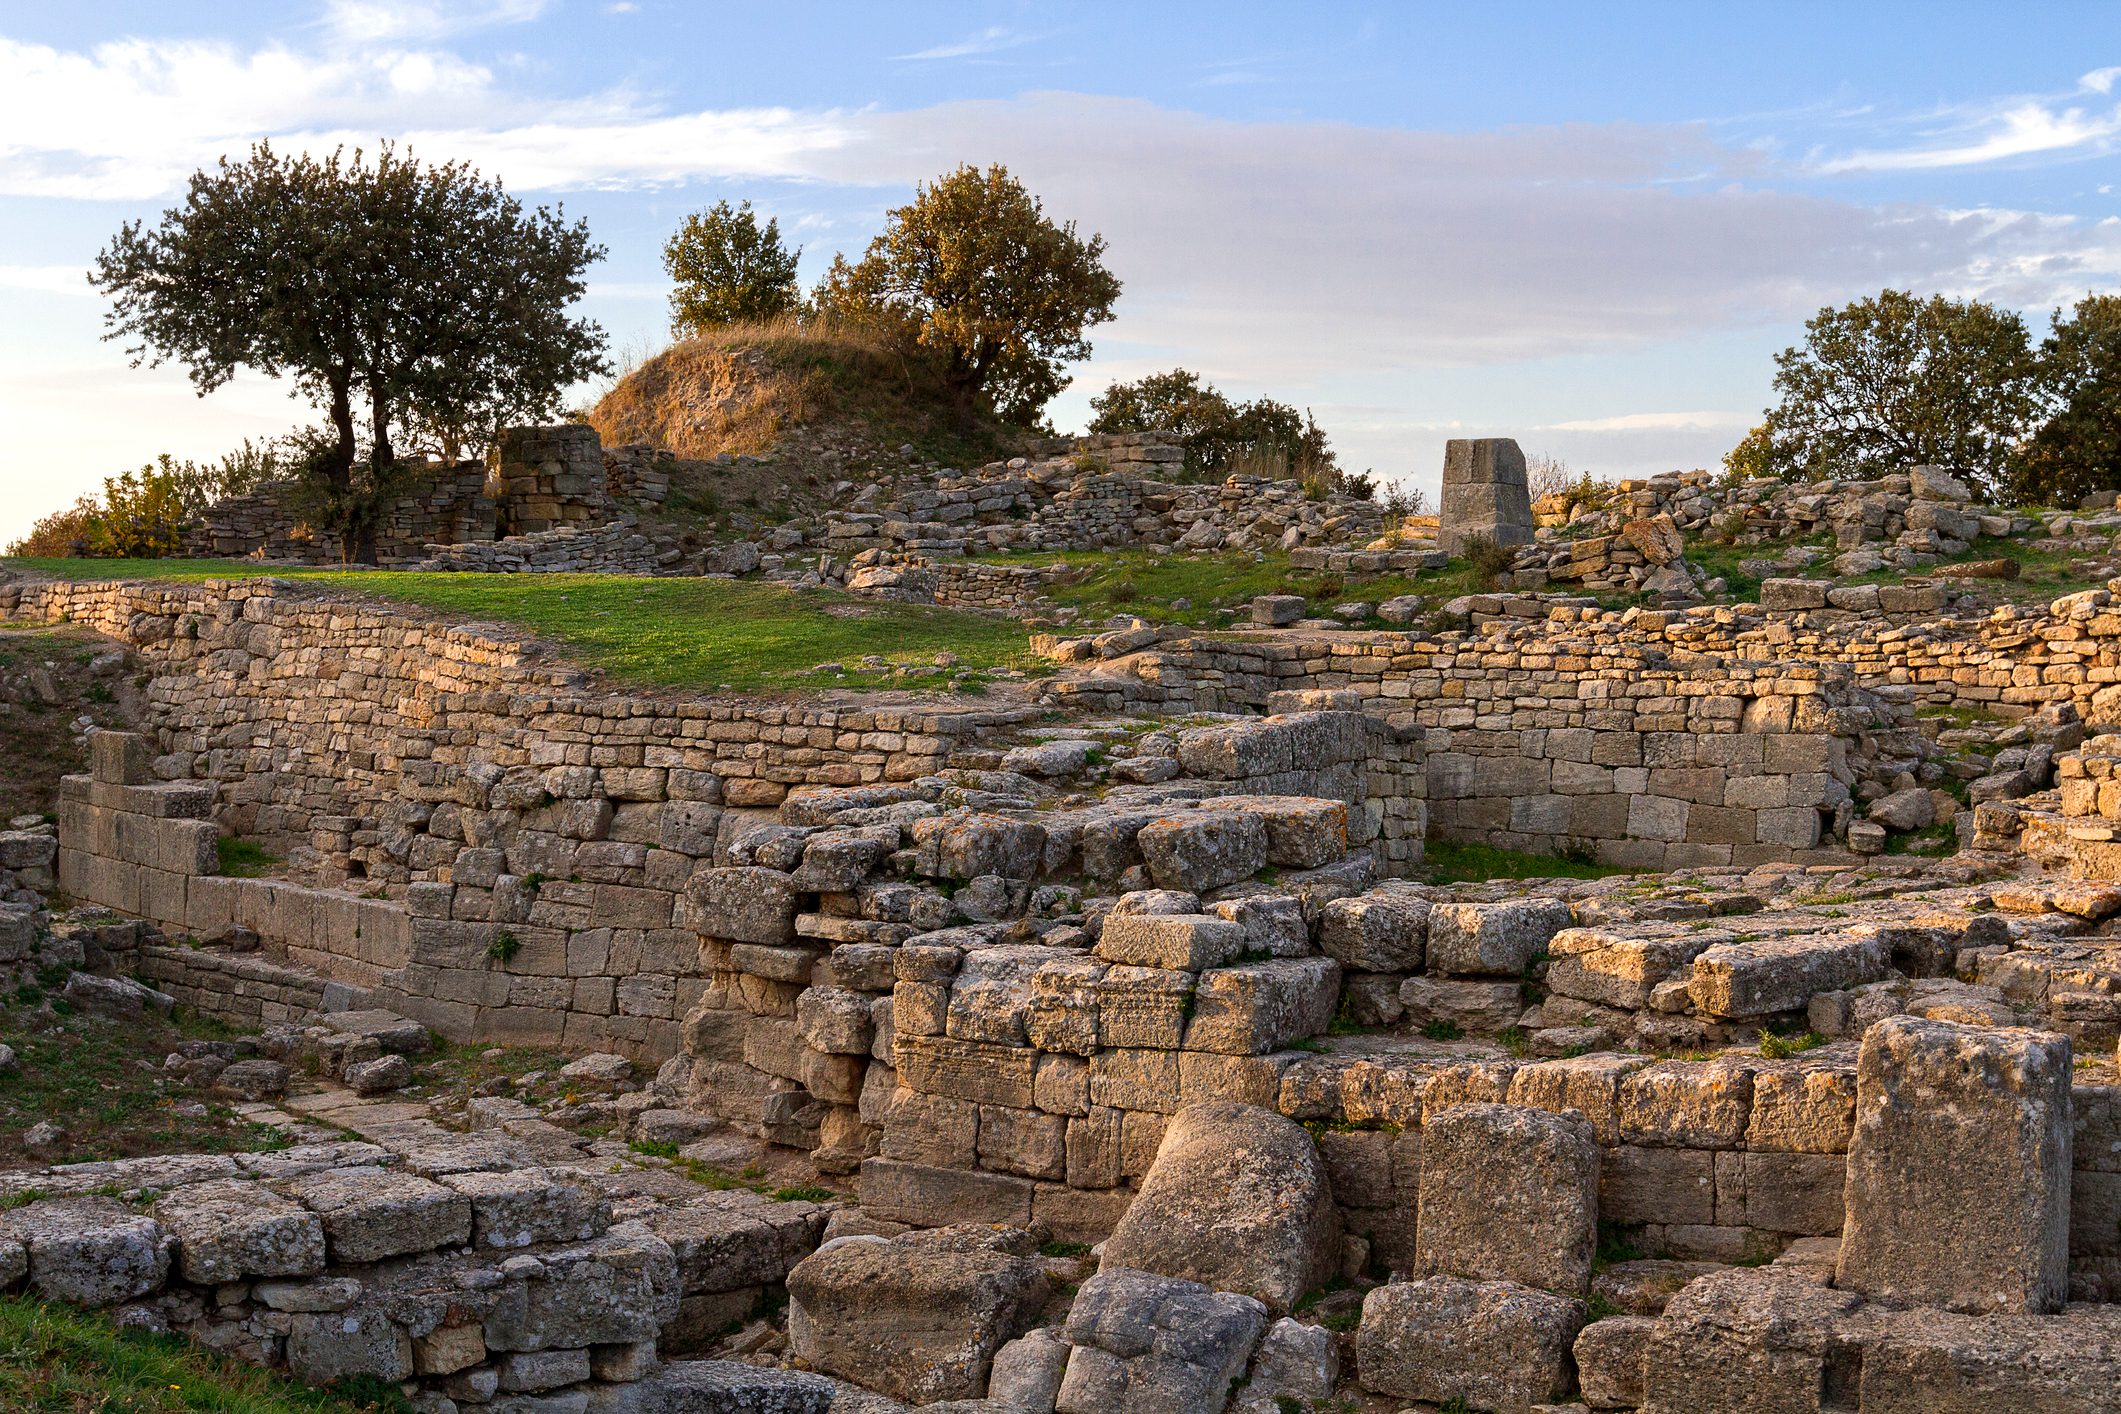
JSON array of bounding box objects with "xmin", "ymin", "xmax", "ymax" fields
[
  {"xmin": 1088, "ymin": 366, "xmax": 1361, "ymax": 495},
  {"xmin": 1755, "ymin": 289, "xmax": 2038, "ymax": 495},
  {"xmin": 664, "ymin": 199, "xmax": 804, "ymax": 335},
  {"xmin": 93, "ymin": 141, "xmax": 607, "ymax": 561},
  {"xmin": 2014, "ymin": 294, "xmax": 2121, "ymax": 506},
  {"xmin": 813, "ymin": 164, "xmax": 1121, "ymax": 430}
]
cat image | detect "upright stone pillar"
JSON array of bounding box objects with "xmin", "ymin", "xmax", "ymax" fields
[
  {"xmin": 1835, "ymin": 1015, "xmax": 2071, "ymax": 1314},
  {"xmin": 1437, "ymin": 438, "xmax": 1533, "ymax": 558}
]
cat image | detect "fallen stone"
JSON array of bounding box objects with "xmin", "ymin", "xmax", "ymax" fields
[
  {"xmin": 1357, "ymin": 1276, "xmax": 1585, "ymax": 1413},
  {"xmin": 1101, "ymin": 1102, "xmax": 1340, "ymax": 1314},
  {"xmin": 1056, "ymin": 1266, "xmax": 1267, "ymax": 1414},
  {"xmin": 787, "ymin": 1226, "xmax": 1050, "ymax": 1404}
]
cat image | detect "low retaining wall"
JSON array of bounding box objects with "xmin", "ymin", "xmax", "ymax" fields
[{"xmin": 1047, "ymin": 631, "xmax": 1892, "ymax": 869}]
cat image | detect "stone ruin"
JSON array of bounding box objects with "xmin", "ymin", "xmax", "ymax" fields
[
  {"xmin": 1438, "ymin": 437, "xmax": 1535, "ymax": 558},
  {"xmin": 9, "ymin": 452, "xmax": 2121, "ymax": 1409}
]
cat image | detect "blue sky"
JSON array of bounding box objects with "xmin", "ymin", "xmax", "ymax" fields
[{"xmin": 2, "ymin": 1, "xmax": 2118, "ymax": 541}]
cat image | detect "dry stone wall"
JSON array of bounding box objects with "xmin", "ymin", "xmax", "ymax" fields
[{"xmin": 1044, "ymin": 628, "xmax": 1894, "ymax": 868}]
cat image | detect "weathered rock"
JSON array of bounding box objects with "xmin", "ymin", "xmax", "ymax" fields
[
  {"xmin": 786, "ymin": 1226, "xmax": 1050, "ymax": 1404},
  {"xmin": 1427, "ymin": 898, "xmax": 1572, "ymax": 977},
  {"xmin": 279, "ymin": 1166, "xmax": 472, "ymax": 1264},
  {"xmin": 1232, "ymin": 1316, "xmax": 1339, "ymax": 1414},
  {"xmin": 1056, "ymin": 1266, "xmax": 1267, "ymax": 1414},
  {"xmin": 1101, "ymin": 1102, "xmax": 1340, "ymax": 1314},
  {"xmin": 1136, "ymin": 812, "xmax": 1269, "ymax": 893},
  {"xmin": 1357, "ymin": 1276, "xmax": 1585, "ymax": 1413},
  {"xmin": 0, "ymin": 1198, "xmax": 170, "ymax": 1305},
  {"xmin": 1318, "ymin": 892, "xmax": 1428, "ymax": 972},
  {"xmin": 344, "ymin": 1053, "xmax": 414, "ymax": 1094},
  {"xmin": 685, "ymin": 867, "xmax": 800, "ymax": 944},
  {"xmin": 1836, "ymin": 1015, "xmax": 2072, "ymax": 1314},
  {"xmin": 1417, "ymin": 1102, "xmax": 1598, "ymax": 1295},
  {"xmin": 152, "ymin": 1179, "xmax": 325, "ymax": 1285}
]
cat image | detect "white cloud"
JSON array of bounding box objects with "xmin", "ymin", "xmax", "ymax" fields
[
  {"xmin": 1547, "ymin": 410, "xmax": 1754, "ymax": 433},
  {"xmin": 894, "ymin": 27, "xmax": 1032, "ymax": 62},
  {"xmin": 1813, "ymin": 68, "xmax": 2121, "ymax": 173},
  {"xmin": 319, "ymin": 0, "xmax": 550, "ymax": 45},
  {"xmin": 0, "ymin": 264, "xmax": 94, "ymax": 295}
]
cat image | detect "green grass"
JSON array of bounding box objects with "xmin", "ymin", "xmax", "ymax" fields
[
  {"xmin": 0, "ymin": 1292, "xmax": 414, "ymax": 1412},
  {"xmin": 0, "ymin": 1001, "xmax": 291, "ymax": 1166},
  {"xmin": 968, "ymin": 548, "xmax": 1475, "ymax": 627},
  {"xmin": 1419, "ymin": 838, "xmax": 1630, "ymax": 884},
  {"xmin": 214, "ymin": 838, "xmax": 278, "ymax": 878},
  {"xmin": 2, "ymin": 560, "xmax": 1040, "ymax": 694}
]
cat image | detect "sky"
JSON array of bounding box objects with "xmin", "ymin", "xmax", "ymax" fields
[{"xmin": 2, "ymin": 2, "xmax": 2118, "ymax": 543}]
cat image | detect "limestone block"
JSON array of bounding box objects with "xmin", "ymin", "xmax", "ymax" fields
[
  {"xmin": 1399, "ymin": 976, "xmax": 1524, "ymax": 1033},
  {"xmin": 1575, "ymin": 1314, "xmax": 1654, "ymax": 1409},
  {"xmin": 1136, "ymin": 811, "xmax": 1269, "ymax": 892},
  {"xmin": 0, "ymin": 1198, "xmax": 170, "ymax": 1305},
  {"xmin": 441, "ymin": 1169, "xmax": 610, "ymax": 1249},
  {"xmin": 1101, "ymin": 1102, "xmax": 1340, "ymax": 1314},
  {"xmin": 1641, "ymin": 1266, "xmax": 1862, "ymax": 1414},
  {"xmin": 1096, "ymin": 966, "xmax": 1194, "ymax": 1049},
  {"xmin": 911, "ymin": 813, "xmax": 1047, "ymax": 880},
  {"xmin": 152, "ymin": 1179, "xmax": 325, "ymax": 1284},
  {"xmin": 1318, "ymin": 892, "xmax": 1428, "ymax": 972},
  {"xmin": 1197, "ymin": 794, "xmax": 1349, "ymax": 868},
  {"xmin": 1417, "ymin": 1102, "xmax": 1598, "ymax": 1295},
  {"xmin": 1836, "ymin": 1015, "xmax": 2072, "ymax": 1314},
  {"xmin": 1689, "ymin": 935, "xmax": 1888, "ymax": 1018},
  {"xmin": 1183, "ymin": 958, "xmax": 1340, "ymax": 1055},
  {"xmin": 287, "ymin": 1304, "xmax": 412, "ymax": 1384},
  {"xmin": 279, "ymin": 1166, "xmax": 471, "ymax": 1263},
  {"xmin": 1094, "ymin": 912, "xmax": 1245, "ymax": 972},
  {"xmin": 1619, "ymin": 1059, "xmax": 1755, "ymax": 1149},
  {"xmin": 1427, "ymin": 898, "xmax": 1572, "ymax": 976},
  {"xmin": 1356, "ymin": 1276, "xmax": 1585, "ymax": 1412},
  {"xmin": 858, "ymin": 1158, "xmax": 1035, "ymax": 1228},
  {"xmin": 787, "ymin": 1225, "xmax": 1049, "ymax": 1404},
  {"xmin": 1056, "ymin": 1266, "xmax": 1268, "ymax": 1414},
  {"xmin": 684, "ymin": 866, "xmax": 799, "ymax": 944}
]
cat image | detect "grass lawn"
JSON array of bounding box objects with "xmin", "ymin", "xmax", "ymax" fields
[
  {"xmin": 1419, "ymin": 838, "xmax": 1632, "ymax": 884},
  {"xmin": 970, "ymin": 548, "xmax": 1503, "ymax": 627},
  {"xmin": 3, "ymin": 560, "xmax": 1042, "ymax": 693},
  {"xmin": 0, "ymin": 1294, "xmax": 412, "ymax": 1412},
  {"xmin": 0, "ymin": 992, "xmax": 291, "ymax": 1168}
]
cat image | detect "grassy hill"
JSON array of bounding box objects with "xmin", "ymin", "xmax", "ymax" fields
[{"xmin": 586, "ymin": 318, "xmax": 1024, "ymax": 471}]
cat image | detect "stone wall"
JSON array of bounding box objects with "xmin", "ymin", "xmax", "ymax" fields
[
  {"xmin": 1043, "ymin": 629, "xmax": 1895, "ymax": 868},
  {"xmin": 786, "ymin": 433, "xmax": 1389, "ymax": 561},
  {"xmin": 487, "ymin": 424, "xmax": 608, "ymax": 536},
  {"xmin": 177, "ymin": 462, "xmax": 495, "ymax": 565}
]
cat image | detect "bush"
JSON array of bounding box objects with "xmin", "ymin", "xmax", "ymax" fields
[
  {"xmin": 1462, "ymin": 534, "xmax": 1518, "ymax": 588},
  {"xmin": 7, "ymin": 440, "xmax": 287, "ymax": 558}
]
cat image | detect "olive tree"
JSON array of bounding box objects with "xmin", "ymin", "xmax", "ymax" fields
[
  {"xmin": 2015, "ymin": 294, "xmax": 2121, "ymax": 506},
  {"xmin": 1758, "ymin": 289, "xmax": 2037, "ymax": 495},
  {"xmin": 814, "ymin": 164, "xmax": 1121, "ymax": 430},
  {"xmin": 94, "ymin": 142, "xmax": 607, "ymax": 561},
  {"xmin": 664, "ymin": 198, "xmax": 804, "ymax": 334}
]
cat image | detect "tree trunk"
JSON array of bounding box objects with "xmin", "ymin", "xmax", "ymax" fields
[{"xmin": 325, "ymin": 379, "xmax": 359, "ymax": 565}]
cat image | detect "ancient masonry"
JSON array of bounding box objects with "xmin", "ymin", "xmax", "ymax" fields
[{"xmin": 6, "ymin": 451, "xmax": 2121, "ymax": 1406}]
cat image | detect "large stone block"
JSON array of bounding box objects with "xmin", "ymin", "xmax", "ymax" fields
[
  {"xmin": 1182, "ymin": 958, "xmax": 1340, "ymax": 1055},
  {"xmin": 1136, "ymin": 811, "xmax": 1269, "ymax": 892},
  {"xmin": 1095, "ymin": 912, "xmax": 1245, "ymax": 972},
  {"xmin": 1426, "ymin": 898, "xmax": 1572, "ymax": 977},
  {"xmin": 0, "ymin": 1198, "xmax": 170, "ymax": 1305},
  {"xmin": 1318, "ymin": 892, "xmax": 1428, "ymax": 972},
  {"xmin": 1836, "ymin": 1015, "xmax": 2072, "ymax": 1314},
  {"xmin": 787, "ymin": 1225, "xmax": 1049, "ymax": 1404},
  {"xmin": 1356, "ymin": 1276, "xmax": 1584, "ymax": 1413},
  {"xmin": 279, "ymin": 1166, "xmax": 471, "ymax": 1263},
  {"xmin": 1101, "ymin": 1102, "xmax": 1339, "ymax": 1314},
  {"xmin": 153, "ymin": 1179, "xmax": 325, "ymax": 1284},
  {"xmin": 1690, "ymin": 934, "xmax": 1888, "ymax": 1018},
  {"xmin": 1437, "ymin": 438, "xmax": 1534, "ymax": 557},
  {"xmin": 1416, "ymin": 1102, "xmax": 1598, "ymax": 1295},
  {"xmin": 1057, "ymin": 1266, "xmax": 1268, "ymax": 1414},
  {"xmin": 684, "ymin": 866, "xmax": 799, "ymax": 944}
]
